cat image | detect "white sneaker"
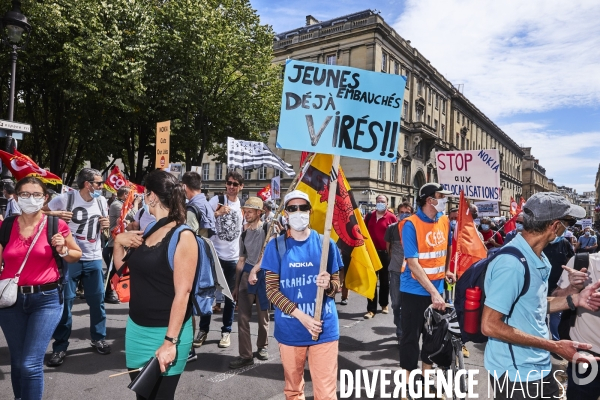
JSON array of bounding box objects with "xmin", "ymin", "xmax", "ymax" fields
[{"xmin": 218, "ymin": 332, "xmax": 231, "ymax": 348}]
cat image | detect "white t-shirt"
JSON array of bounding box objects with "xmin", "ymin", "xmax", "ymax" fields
[
  {"xmin": 48, "ymin": 191, "xmax": 108, "ymax": 261},
  {"xmin": 208, "ymin": 195, "xmax": 242, "ymax": 261}
]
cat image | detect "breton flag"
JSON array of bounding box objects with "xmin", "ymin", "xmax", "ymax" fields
[
  {"xmin": 297, "ymin": 154, "xmax": 381, "ymax": 299},
  {"xmin": 227, "ymin": 137, "xmax": 295, "ymax": 176},
  {"xmin": 451, "ymin": 190, "xmax": 488, "ymax": 279}
]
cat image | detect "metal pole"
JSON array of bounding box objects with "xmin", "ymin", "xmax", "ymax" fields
[{"xmin": 7, "ymin": 46, "xmax": 16, "ymax": 122}]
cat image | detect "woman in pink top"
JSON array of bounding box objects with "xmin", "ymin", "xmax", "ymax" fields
[{"xmin": 0, "ymin": 177, "xmax": 81, "ymax": 400}]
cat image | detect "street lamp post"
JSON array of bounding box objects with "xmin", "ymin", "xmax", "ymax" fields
[{"xmin": 0, "ymin": 0, "xmax": 31, "ymax": 180}]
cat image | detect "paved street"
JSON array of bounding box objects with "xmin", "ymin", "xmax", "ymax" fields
[{"xmin": 0, "ymin": 290, "xmax": 567, "ymax": 399}]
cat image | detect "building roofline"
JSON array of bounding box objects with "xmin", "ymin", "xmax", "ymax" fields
[{"xmin": 275, "ymin": 9, "xmax": 376, "ymax": 38}]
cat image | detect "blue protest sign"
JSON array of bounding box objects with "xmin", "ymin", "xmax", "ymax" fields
[{"xmin": 276, "ymin": 60, "xmax": 406, "ymax": 161}]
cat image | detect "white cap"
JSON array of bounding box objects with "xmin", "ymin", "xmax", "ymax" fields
[{"xmin": 284, "ymin": 190, "xmax": 310, "ymax": 206}]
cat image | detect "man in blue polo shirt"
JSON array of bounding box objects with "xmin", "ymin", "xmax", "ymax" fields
[{"xmin": 482, "ymin": 192, "xmax": 600, "ymax": 399}]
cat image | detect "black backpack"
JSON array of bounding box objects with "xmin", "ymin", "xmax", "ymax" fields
[
  {"xmin": 0, "ymin": 215, "xmax": 68, "ymax": 303},
  {"xmin": 557, "ymin": 253, "xmax": 589, "ymax": 340},
  {"xmin": 455, "ymin": 246, "xmax": 530, "ymax": 344}
]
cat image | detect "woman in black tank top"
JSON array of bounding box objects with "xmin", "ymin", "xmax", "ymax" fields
[{"xmin": 113, "ymin": 171, "xmax": 198, "ymax": 399}]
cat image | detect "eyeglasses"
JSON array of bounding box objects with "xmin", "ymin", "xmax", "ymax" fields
[
  {"xmin": 559, "ymin": 218, "xmax": 576, "ymax": 227},
  {"xmin": 88, "ymin": 180, "xmax": 104, "ymax": 187},
  {"xmin": 285, "ymin": 204, "xmax": 311, "ymax": 213},
  {"xmin": 226, "ymin": 181, "xmax": 240, "ymax": 187},
  {"xmin": 17, "ymin": 192, "xmax": 44, "ymax": 199}
]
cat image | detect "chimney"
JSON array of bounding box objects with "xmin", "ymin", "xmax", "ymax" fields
[{"xmin": 306, "ymin": 15, "xmax": 319, "ymax": 26}]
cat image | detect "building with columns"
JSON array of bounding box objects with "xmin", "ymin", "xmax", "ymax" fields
[{"xmin": 200, "ymin": 10, "xmax": 524, "ymax": 214}]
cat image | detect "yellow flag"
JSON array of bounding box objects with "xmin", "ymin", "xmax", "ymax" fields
[{"xmin": 296, "ymin": 154, "xmax": 382, "ymax": 299}]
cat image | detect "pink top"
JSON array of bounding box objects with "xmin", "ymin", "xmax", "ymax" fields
[{"xmin": 0, "ymin": 216, "xmax": 70, "ymax": 286}]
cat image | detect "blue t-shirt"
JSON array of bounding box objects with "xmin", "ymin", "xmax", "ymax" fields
[
  {"xmin": 400, "ymin": 208, "xmax": 447, "ymax": 296},
  {"xmin": 262, "ymin": 230, "xmax": 343, "ymax": 346},
  {"xmin": 484, "ymin": 234, "xmax": 552, "ymax": 382}
]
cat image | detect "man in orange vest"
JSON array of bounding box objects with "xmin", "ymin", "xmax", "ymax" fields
[{"xmin": 400, "ymin": 183, "xmax": 454, "ymax": 376}]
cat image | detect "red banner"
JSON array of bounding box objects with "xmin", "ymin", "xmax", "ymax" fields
[
  {"xmin": 0, "ymin": 150, "xmax": 62, "ymax": 185},
  {"xmin": 111, "ymin": 184, "xmax": 137, "ymax": 238}
]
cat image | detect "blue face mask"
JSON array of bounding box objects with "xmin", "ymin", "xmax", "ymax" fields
[
  {"xmin": 142, "ymin": 201, "xmax": 150, "ymax": 214},
  {"xmin": 398, "ymin": 212, "xmax": 411, "ymax": 220},
  {"xmin": 450, "ymin": 220, "xmax": 457, "ymax": 229},
  {"xmin": 481, "ymin": 224, "xmax": 490, "ymax": 231},
  {"xmin": 375, "ymin": 203, "xmax": 387, "ymax": 212},
  {"xmin": 90, "ymin": 189, "xmax": 102, "ymax": 199},
  {"xmin": 516, "ymin": 223, "xmax": 523, "ymax": 232},
  {"xmin": 551, "ymin": 230, "xmax": 566, "ymax": 244}
]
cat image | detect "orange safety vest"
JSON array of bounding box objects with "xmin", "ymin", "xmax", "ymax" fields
[{"xmin": 400, "ymin": 214, "xmax": 449, "ymax": 281}]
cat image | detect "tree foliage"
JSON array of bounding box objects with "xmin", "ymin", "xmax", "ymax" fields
[{"xmin": 2, "ymin": 0, "xmax": 280, "ymax": 184}]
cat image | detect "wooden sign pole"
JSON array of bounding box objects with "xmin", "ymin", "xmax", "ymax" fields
[{"xmin": 312, "ymin": 154, "xmax": 340, "ymax": 340}]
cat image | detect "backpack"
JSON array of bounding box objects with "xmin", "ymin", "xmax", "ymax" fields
[
  {"xmin": 186, "ymin": 202, "xmax": 215, "ymax": 238},
  {"xmin": 557, "ymin": 253, "xmax": 589, "ymax": 340},
  {"xmin": 144, "ymin": 222, "xmax": 218, "ymax": 316},
  {"xmin": 0, "ymin": 215, "xmax": 68, "ymax": 304},
  {"xmin": 66, "ymin": 191, "xmax": 107, "ymax": 239},
  {"xmin": 422, "ymin": 307, "xmax": 457, "ymax": 368},
  {"xmin": 455, "ymin": 246, "xmax": 530, "ymax": 345}
]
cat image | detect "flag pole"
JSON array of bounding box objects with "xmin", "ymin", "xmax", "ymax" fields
[{"xmin": 312, "ymin": 154, "xmax": 340, "ymax": 340}]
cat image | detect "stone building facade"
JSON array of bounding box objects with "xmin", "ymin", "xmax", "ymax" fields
[
  {"xmin": 200, "ymin": 10, "xmax": 524, "ymax": 214},
  {"xmin": 521, "ymin": 147, "xmax": 557, "ymax": 199}
]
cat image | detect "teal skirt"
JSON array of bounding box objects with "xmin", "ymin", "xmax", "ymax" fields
[{"xmin": 125, "ymin": 317, "xmax": 193, "ymax": 376}]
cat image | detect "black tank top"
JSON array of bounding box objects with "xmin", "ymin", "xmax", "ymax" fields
[{"xmin": 128, "ymin": 225, "xmax": 192, "ymax": 327}]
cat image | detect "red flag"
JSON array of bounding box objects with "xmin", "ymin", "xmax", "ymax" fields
[
  {"xmin": 517, "ymin": 197, "xmax": 525, "ymax": 213},
  {"xmin": 257, "ymin": 185, "xmax": 271, "ymax": 201},
  {"xmin": 104, "ymin": 166, "xmax": 128, "ymax": 194},
  {"xmin": 451, "ymin": 191, "xmax": 488, "ymax": 279},
  {"xmin": 0, "ymin": 150, "xmax": 62, "ymax": 185},
  {"xmin": 111, "ymin": 184, "xmax": 137, "ymax": 238},
  {"xmin": 503, "ymin": 214, "xmax": 518, "ymax": 235},
  {"xmin": 300, "ymin": 152, "xmax": 312, "ymax": 167},
  {"xmin": 509, "ymin": 196, "xmax": 518, "ymax": 216}
]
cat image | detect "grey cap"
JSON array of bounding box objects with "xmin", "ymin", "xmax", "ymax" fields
[{"xmin": 523, "ymin": 192, "xmax": 586, "ymax": 221}]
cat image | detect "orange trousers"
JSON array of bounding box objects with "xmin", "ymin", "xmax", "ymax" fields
[{"xmin": 278, "ymin": 340, "xmax": 338, "ymax": 400}]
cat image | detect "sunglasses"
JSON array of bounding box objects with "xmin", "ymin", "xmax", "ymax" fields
[
  {"xmin": 285, "ymin": 204, "xmax": 311, "ymax": 213},
  {"xmin": 559, "ymin": 218, "xmax": 576, "ymax": 227},
  {"xmin": 88, "ymin": 180, "xmax": 105, "ymax": 186},
  {"xmin": 226, "ymin": 181, "xmax": 240, "ymax": 187}
]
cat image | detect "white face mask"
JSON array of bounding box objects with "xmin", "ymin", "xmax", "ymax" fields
[
  {"xmin": 18, "ymin": 196, "xmax": 45, "ymax": 214},
  {"xmin": 288, "ymin": 212, "xmax": 310, "ymax": 232},
  {"xmin": 432, "ymin": 197, "xmax": 447, "ymax": 213}
]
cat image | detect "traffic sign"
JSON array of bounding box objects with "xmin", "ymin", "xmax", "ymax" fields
[{"xmin": 0, "ymin": 119, "xmax": 30, "ymax": 133}]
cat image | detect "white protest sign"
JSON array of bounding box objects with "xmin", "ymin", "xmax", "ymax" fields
[
  {"xmin": 271, "ymin": 176, "xmax": 280, "ymax": 199},
  {"xmin": 436, "ymin": 149, "xmax": 501, "ymax": 201},
  {"xmin": 474, "ymin": 200, "xmax": 500, "ymax": 217},
  {"xmin": 581, "ymin": 219, "xmax": 593, "ymax": 229}
]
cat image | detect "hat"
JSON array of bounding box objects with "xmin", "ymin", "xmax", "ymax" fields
[
  {"xmin": 418, "ymin": 183, "xmax": 452, "ymax": 199},
  {"xmin": 523, "ymin": 192, "xmax": 585, "ymax": 221},
  {"xmin": 241, "ymin": 196, "xmax": 263, "ymax": 211},
  {"xmin": 284, "ymin": 190, "xmax": 310, "ymax": 206}
]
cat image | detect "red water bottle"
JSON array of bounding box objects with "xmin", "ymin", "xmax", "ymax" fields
[{"xmin": 464, "ymin": 287, "xmax": 482, "ymax": 334}]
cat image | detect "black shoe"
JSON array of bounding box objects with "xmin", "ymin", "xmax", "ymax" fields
[
  {"xmin": 229, "ymin": 357, "xmax": 254, "ymax": 369},
  {"xmin": 91, "ymin": 339, "xmax": 111, "ymax": 355},
  {"xmin": 104, "ymin": 292, "xmax": 120, "ymax": 304},
  {"xmin": 47, "ymin": 351, "xmax": 67, "ymax": 367},
  {"xmin": 187, "ymin": 349, "xmax": 197, "ymax": 363}
]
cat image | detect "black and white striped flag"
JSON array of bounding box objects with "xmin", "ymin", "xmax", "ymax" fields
[{"xmin": 227, "ymin": 137, "xmax": 296, "ymax": 176}]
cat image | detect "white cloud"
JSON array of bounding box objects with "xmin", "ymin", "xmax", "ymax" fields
[
  {"xmin": 501, "ymin": 122, "xmax": 599, "ymax": 192},
  {"xmin": 393, "ymin": 0, "xmax": 600, "ymax": 118}
]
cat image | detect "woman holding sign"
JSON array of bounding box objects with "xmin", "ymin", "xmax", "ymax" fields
[{"xmin": 262, "ymin": 190, "xmax": 343, "ymax": 400}]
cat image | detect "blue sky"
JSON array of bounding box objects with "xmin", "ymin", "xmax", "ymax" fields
[{"xmin": 250, "ymin": 0, "xmax": 600, "ymax": 194}]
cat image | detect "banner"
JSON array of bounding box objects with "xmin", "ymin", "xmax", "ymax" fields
[
  {"xmin": 156, "ymin": 120, "xmax": 170, "ymax": 169},
  {"xmin": 474, "ymin": 200, "xmax": 500, "ymax": 217},
  {"xmin": 297, "ymin": 154, "xmax": 381, "ymax": 299},
  {"xmin": 277, "ymin": 60, "xmax": 406, "ymax": 162},
  {"xmin": 451, "ymin": 191, "xmax": 488, "ymax": 279},
  {"xmin": 436, "ymin": 149, "xmax": 501, "ymax": 201},
  {"xmin": 104, "ymin": 165, "xmax": 144, "ymax": 195},
  {"xmin": 257, "ymin": 185, "xmax": 271, "ymax": 201},
  {"xmin": 581, "ymin": 219, "xmax": 593, "ymax": 229},
  {"xmin": 271, "ymin": 176, "xmax": 280, "ymax": 200},
  {"xmin": 0, "ymin": 150, "xmax": 62, "ymax": 185}
]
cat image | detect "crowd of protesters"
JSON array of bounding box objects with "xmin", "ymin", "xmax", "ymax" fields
[{"xmin": 0, "ymin": 166, "xmax": 599, "ymax": 400}]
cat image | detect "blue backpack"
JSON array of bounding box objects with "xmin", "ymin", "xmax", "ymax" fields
[
  {"xmin": 145, "ymin": 222, "xmax": 217, "ymax": 316},
  {"xmin": 454, "ymin": 246, "xmax": 530, "ymax": 344}
]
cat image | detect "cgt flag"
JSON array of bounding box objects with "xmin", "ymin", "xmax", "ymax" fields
[
  {"xmin": 297, "ymin": 154, "xmax": 381, "ymax": 299},
  {"xmin": 104, "ymin": 166, "xmax": 145, "ymax": 194},
  {"xmin": 257, "ymin": 185, "xmax": 271, "ymax": 201},
  {"xmin": 451, "ymin": 191, "xmax": 488, "ymax": 279},
  {"xmin": 0, "ymin": 149, "xmax": 62, "ymax": 185}
]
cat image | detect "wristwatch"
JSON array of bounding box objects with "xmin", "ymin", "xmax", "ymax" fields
[
  {"xmin": 566, "ymin": 295, "xmax": 576, "ymax": 311},
  {"xmin": 58, "ymin": 248, "xmax": 69, "ymax": 258},
  {"xmin": 164, "ymin": 335, "xmax": 178, "ymax": 345}
]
